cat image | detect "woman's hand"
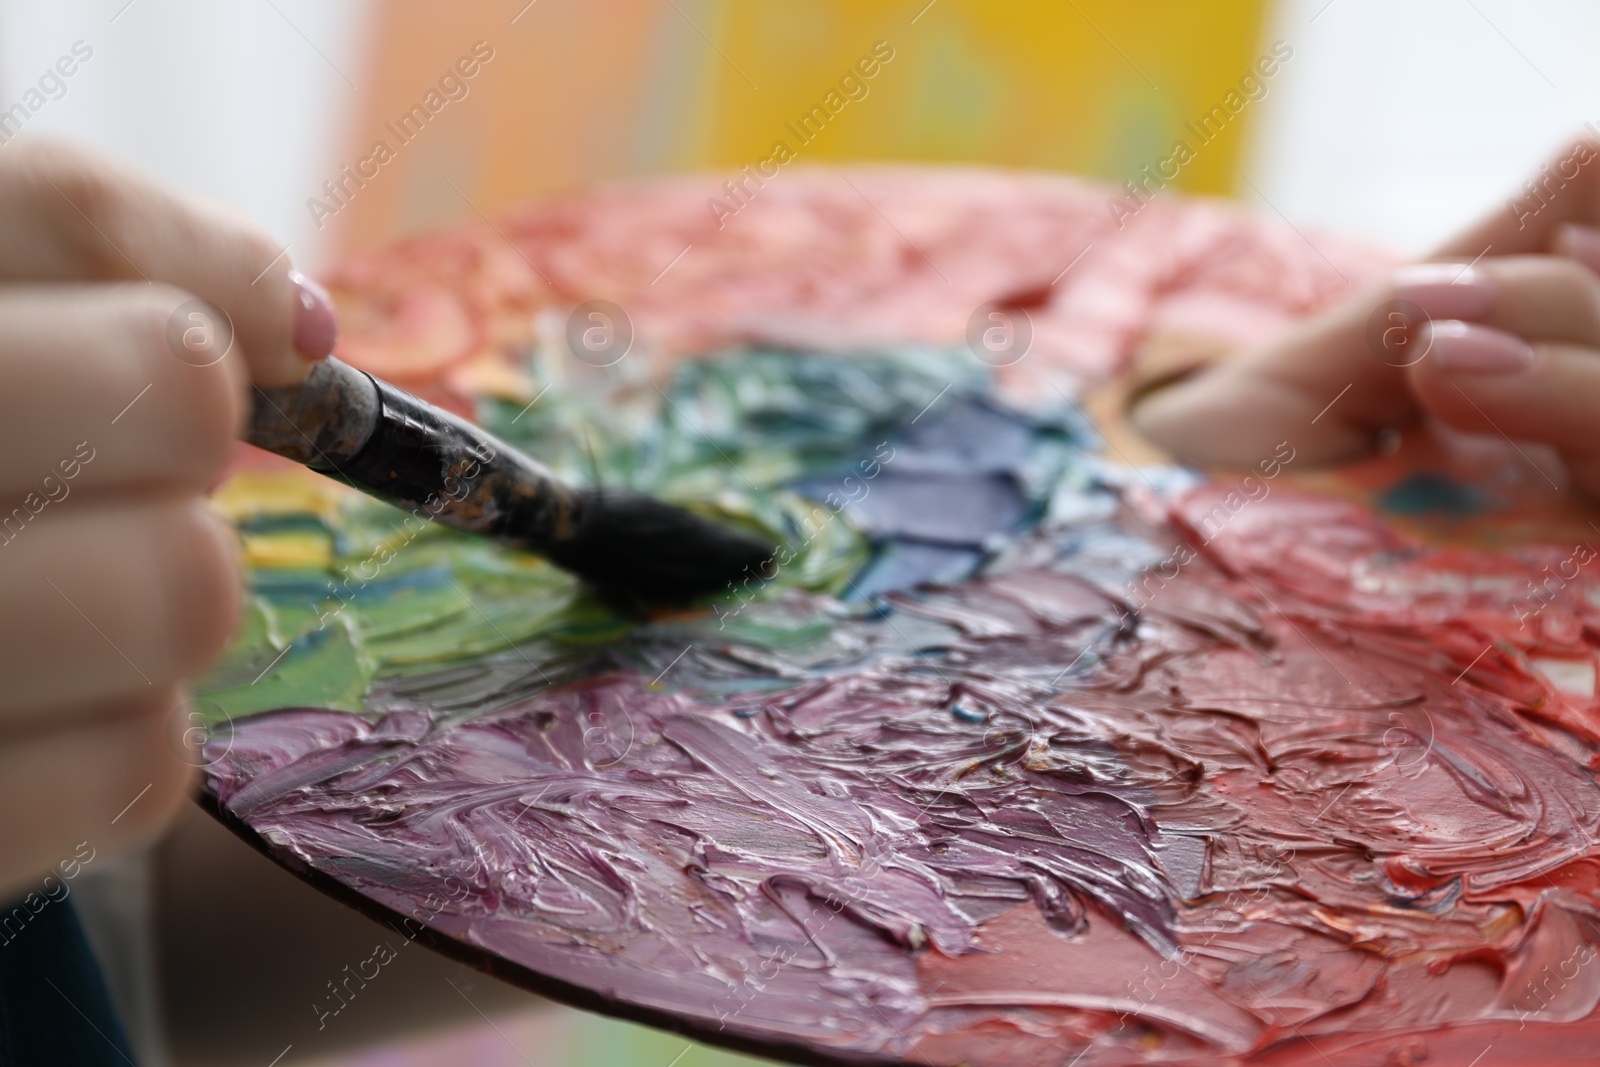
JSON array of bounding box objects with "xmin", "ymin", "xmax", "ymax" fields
[
  {"xmin": 1132, "ymin": 135, "xmax": 1600, "ymax": 495},
  {"xmin": 0, "ymin": 141, "xmax": 335, "ymax": 898}
]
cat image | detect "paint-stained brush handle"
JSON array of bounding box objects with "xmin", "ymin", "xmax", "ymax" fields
[{"xmin": 247, "ymin": 357, "xmax": 581, "ymax": 552}]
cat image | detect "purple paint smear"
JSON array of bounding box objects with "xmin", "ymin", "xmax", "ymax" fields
[{"xmin": 210, "ymin": 565, "xmax": 1171, "ymax": 1054}]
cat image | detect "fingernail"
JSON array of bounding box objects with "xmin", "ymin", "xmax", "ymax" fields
[
  {"xmin": 1555, "ymin": 223, "xmax": 1600, "ymax": 275},
  {"xmin": 1392, "ymin": 263, "xmax": 1495, "ymax": 321},
  {"xmin": 1423, "ymin": 320, "xmax": 1534, "ymax": 374},
  {"xmin": 289, "ymin": 269, "xmax": 338, "ymax": 359}
]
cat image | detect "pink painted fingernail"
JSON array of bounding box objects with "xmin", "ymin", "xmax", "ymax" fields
[
  {"xmin": 289, "ymin": 269, "xmax": 338, "ymax": 359},
  {"xmin": 1392, "ymin": 263, "xmax": 1495, "ymax": 321},
  {"xmin": 1554, "ymin": 223, "xmax": 1600, "ymax": 275},
  {"xmin": 1423, "ymin": 320, "xmax": 1533, "ymax": 374}
]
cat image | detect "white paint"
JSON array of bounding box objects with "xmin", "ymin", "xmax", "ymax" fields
[{"xmin": 1532, "ymin": 655, "xmax": 1597, "ymax": 697}]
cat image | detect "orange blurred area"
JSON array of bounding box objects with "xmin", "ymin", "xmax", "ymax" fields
[{"xmin": 325, "ymin": 0, "xmax": 1273, "ymax": 254}]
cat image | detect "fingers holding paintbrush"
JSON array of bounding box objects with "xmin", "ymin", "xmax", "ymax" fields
[{"xmin": 0, "ymin": 141, "xmax": 346, "ymax": 894}]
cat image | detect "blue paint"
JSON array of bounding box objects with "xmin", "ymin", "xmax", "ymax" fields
[
  {"xmin": 1379, "ymin": 472, "xmax": 1487, "ymax": 518},
  {"xmin": 950, "ymin": 703, "xmax": 987, "ymax": 723},
  {"xmin": 793, "ymin": 393, "xmax": 1096, "ymax": 595}
]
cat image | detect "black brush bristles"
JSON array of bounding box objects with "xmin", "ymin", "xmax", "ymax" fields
[{"xmin": 541, "ymin": 487, "xmax": 776, "ymax": 610}]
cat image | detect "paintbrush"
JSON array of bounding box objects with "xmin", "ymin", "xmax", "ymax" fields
[{"xmin": 246, "ymin": 357, "xmax": 774, "ymax": 608}]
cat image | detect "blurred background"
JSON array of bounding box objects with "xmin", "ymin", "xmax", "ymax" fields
[{"xmin": 2, "ymin": 0, "xmax": 1597, "ymax": 1063}]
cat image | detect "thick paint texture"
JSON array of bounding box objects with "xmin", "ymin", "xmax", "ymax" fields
[
  {"xmin": 208, "ymin": 471, "xmax": 1600, "ymax": 1062},
  {"xmin": 203, "ymin": 172, "xmax": 1600, "ymax": 1065}
]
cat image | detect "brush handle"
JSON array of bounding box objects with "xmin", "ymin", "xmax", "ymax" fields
[{"xmin": 247, "ymin": 358, "xmax": 582, "ymax": 551}]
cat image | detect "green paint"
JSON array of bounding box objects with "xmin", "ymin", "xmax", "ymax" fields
[{"xmin": 199, "ymin": 346, "xmax": 1006, "ymax": 724}]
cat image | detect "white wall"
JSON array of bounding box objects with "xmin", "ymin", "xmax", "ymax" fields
[
  {"xmin": 4, "ymin": 1, "xmax": 1595, "ymax": 263},
  {"xmin": 0, "ymin": 0, "xmax": 372, "ymax": 269},
  {"xmin": 1247, "ymin": 0, "xmax": 1600, "ymax": 255}
]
